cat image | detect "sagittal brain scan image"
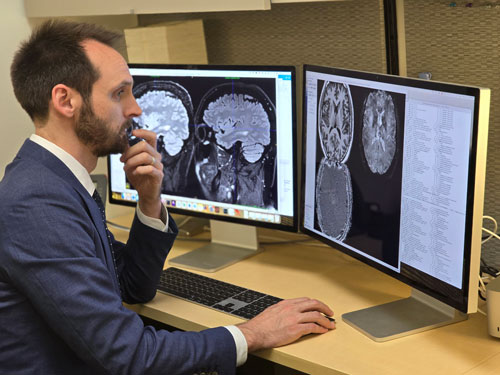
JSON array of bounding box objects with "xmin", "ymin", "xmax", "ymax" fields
[
  {"xmin": 361, "ymin": 90, "xmax": 397, "ymax": 175},
  {"xmin": 194, "ymin": 82, "xmax": 277, "ymax": 208},
  {"xmin": 131, "ymin": 80, "xmax": 195, "ymax": 194},
  {"xmin": 315, "ymin": 161, "xmax": 352, "ymax": 241},
  {"xmin": 318, "ymin": 82, "xmax": 354, "ymax": 164}
]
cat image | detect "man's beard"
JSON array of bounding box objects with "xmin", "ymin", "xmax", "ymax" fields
[{"xmin": 75, "ymin": 100, "xmax": 131, "ymax": 157}]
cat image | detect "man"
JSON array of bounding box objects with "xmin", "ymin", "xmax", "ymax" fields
[{"xmin": 0, "ymin": 20, "xmax": 335, "ymax": 374}]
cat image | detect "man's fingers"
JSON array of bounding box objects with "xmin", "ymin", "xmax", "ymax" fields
[
  {"xmin": 300, "ymin": 322, "xmax": 330, "ymax": 336},
  {"xmin": 277, "ymin": 297, "xmax": 334, "ymax": 317},
  {"xmin": 121, "ymin": 138, "xmax": 162, "ymax": 173},
  {"xmin": 132, "ymin": 128, "xmax": 157, "ymax": 149},
  {"xmin": 297, "ymin": 311, "xmax": 336, "ymax": 329}
]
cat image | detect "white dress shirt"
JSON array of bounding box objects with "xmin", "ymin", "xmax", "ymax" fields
[{"xmin": 29, "ymin": 134, "xmax": 248, "ymax": 367}]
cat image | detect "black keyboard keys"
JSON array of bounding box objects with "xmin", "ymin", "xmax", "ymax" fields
[{"xmin": 157, "ymin": 267, "xmax": 283, "ymax": 320}]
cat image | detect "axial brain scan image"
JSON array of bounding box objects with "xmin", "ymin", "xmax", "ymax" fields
[
  {"xmin": 318, "ymin": 82, "xmax": 354, "ymax": 164},
  {"xmin": 315, "ymin": 161, "xmax": 352, "ymax": 241},
  {"xmin": 194, "ymin": 82, "xmax": 276, "ymax": 208},
  {"xmin": 361, "ymin": 90, "xmax": 397, "ymax": 175}
]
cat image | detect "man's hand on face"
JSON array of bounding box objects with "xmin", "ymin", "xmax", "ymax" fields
[
  {"xmin": 120, "ymin": 129, "xmax": 163, "ymax": 220},
  {"xmin": 237, "ymin": 297, "xmax": 336, "ymax": 352}
]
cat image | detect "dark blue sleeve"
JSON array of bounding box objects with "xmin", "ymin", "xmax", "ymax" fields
[{"xmin": 113, "ymin": 213, "xmax": 178, "ymax": 304}]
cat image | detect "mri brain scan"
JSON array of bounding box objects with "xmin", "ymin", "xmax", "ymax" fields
[
  {"xmin": 318, "ymin": 82, "xmax": 354, "ymax": 164},
  {"xmin": 315, "ymin": 81, "xmax": 354, "ymax": 241},
  {"xmin": 361, "ymin": 90, "xmax": 397, "ymax": 175},
  {"xmin": 132, "ymin": 80, "xmax": 195, "ymax": 194},
  {"xmin": 133, "ymin": 81, "xmax": 193, "ymax": 157},
  {"xmin": 315, "ymin": 160, "xmax": 352, "ymax": 241},
  {"xmin": 203, "ymin": 92, "xmax": 271, "ymax": 163},
  {"xmin": 194, "ymin": 82, "xmax": 276, "ymax": 208}
]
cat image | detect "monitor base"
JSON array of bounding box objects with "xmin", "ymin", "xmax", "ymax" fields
[
  {"xmin": 342, "ymin": 288, "xmax": 467, "ymax": 342},
  {"xmin": 168, "ymin": 220, "xmax": 261, "ymax": 272},
  {"xmin": 168, "ymin": 243, "xmax": 261, "ymax": 273}
]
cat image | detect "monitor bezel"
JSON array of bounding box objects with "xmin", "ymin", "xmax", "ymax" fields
[
  {"xmin": 108, "ymin": 63, "xmax": 299, "ymax": 233},
  {"xmin": 300, "ymin": 64, "xmax": 483, "ymax": 313}
]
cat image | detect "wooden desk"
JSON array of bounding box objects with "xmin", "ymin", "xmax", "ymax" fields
[{"xmin": 110, "ymin": 214, "xmax": 500, "ymax": 375}]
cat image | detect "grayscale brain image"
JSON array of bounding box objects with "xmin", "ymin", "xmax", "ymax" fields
[
  {"xmin": 131, "ymin": 80, "xmax": 195, "ymax": 194},
  {"xmin": 315, "ymin": 80, "xmax": 354, "ymax": 241},
  {"xmin": 361, "ymin": 90, "xmax": 397, "ymax": 175},
  {"xmin": 135, "ymin": 88, "xmax": 190, "ymax": 157},
  {"xmin": 203, "ymin": 92, "xmax": 271, "ymax": 163},
  {"xmin": 318, "ymin": 82, "xmax": 354, "ymax": 164},
  {"xmin": 130, "ymin": 77, "xmax": 278, "ymax": 210},
  {"xmin": 313, "ymin": 80, "xmax": 405, "ymax": 268},
  {"xmin": 194, "ymin": 82, "xmax": 277, "ymax": 208},
  {"xmin": 315, "ymin": 161, "xmax": 352, "ymax": 241}
]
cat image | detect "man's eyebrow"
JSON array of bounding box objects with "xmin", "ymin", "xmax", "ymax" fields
[
  {"xmin": 110, "ymin": 80, "xmax": 133, "ymax": 93},
  {"xmin": 115, "ymin": 79, "xmax": 134, "ymax": 88}
]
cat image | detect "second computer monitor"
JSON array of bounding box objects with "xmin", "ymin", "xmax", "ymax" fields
[{"xmin": 301, "ymin": 64, "xmax": 489, "ymax": 341}]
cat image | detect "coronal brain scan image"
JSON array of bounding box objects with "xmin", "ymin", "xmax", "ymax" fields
[
  {"xmin": 194, "ymin": 82, "xmax": 277, "ymax": 208},
  {"xmin": 315, "ymin": 160, "xmax": 352, "ymax": 241},
  {"xmin": 203, "ymin": 93, "xmax": 271, "ymax": 163},
  {"xmin": 361, "ymin": 90, "xmax": 397, "ymax": 175},
  {"xmin": 318, "ymin": 82, "xmax": 354, "ymax": 163},
  {"xmin": 131, "ymin": 80, "xmax": 195, "ymax": 194}
]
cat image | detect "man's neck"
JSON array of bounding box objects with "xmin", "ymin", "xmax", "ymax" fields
[{"xmin": 34, "ymin": 124, "xmax": 98, "ymax": 173}]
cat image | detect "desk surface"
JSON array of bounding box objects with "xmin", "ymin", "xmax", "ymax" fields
[{"xmin": 111, "ymin": 214, "xmax": 500, "ymax": 375}]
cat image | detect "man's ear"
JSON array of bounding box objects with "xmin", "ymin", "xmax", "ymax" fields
[{"xmin": 51, "ymin": 84, "xmax": 81, "ymax": 118}]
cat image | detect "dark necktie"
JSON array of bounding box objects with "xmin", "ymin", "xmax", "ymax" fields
[{"xmin": 92, "ymin": 189, "xmax": 121, "ymax": 294}]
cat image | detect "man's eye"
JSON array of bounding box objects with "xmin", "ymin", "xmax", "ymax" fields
[{"xmin": 115, "ymin": 89, "xmax": 125, "ymax": 99}]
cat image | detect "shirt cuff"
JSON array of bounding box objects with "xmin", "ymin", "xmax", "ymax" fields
[
  {"xmin": 136, "ymin": 203, "xmax": 169, "ymax": 232},
  {"xmin": 224, "ymin": 325, "xmax": 248, "ymax": 367}
]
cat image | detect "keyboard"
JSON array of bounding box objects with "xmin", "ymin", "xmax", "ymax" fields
[{"xmin": 157, "ymin": 267, "xmax": 283, "ymax": 319}]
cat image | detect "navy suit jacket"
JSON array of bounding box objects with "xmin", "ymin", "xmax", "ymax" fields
[{"xmin": 0, "ymin": 140, "xmax": 236, "ymax": 375}]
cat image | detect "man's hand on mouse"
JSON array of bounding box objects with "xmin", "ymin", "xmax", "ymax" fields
[{"xmin": 237, "ymin": 297, "xmax": 335, "ymax": 352}]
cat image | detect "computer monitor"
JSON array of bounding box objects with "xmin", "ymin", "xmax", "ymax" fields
[
  {"xmin": 109, "ymin": 64, "xmax": 297, "ymax": 272},
  {"xmin": 301, "ymin": 64, "xmax": 490, "ymax": 341}
]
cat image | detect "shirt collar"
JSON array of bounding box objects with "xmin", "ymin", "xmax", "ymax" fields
[{"xmin": 29, "ymin": 134, "xmax": 96, "ymax": 196}]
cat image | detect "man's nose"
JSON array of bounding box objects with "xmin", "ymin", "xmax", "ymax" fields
[{"xmin": 126, "ymin": 97, "xmax": 142, "ymax": 118}]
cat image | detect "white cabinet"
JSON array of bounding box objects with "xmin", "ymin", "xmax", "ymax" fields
[
  {"xmin": 24, "ymin": 0, "xmax": 349, "ymax": 17},
  {"xmin": 24, "ymin": 0, "xmax": 271, "ymax": 17}
]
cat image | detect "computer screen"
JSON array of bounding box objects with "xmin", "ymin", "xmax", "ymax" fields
[
  {"xmin": 301, "ymin": 64, "xmax": 490, "ymax": 341},
  {"xmin": 109, "ymin": 64, "xmax": 297, "ymax": 271}
]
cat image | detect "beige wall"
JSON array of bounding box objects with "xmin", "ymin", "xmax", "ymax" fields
[
  {"xmin": 0, "ymin": 1, "xmax": 33, "ymax": 181},
  {"xmin": 140, "ymin": 1, "xmax": 386, "ymax": 71}
]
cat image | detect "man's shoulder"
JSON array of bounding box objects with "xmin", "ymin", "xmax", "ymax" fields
[
  {"xmin": 0, "ymin": 158, "xmax": 86, "ymax": 227},
  {"xmin": 0, "ymin": 155, "xmax": 65, "ymax": 203}
]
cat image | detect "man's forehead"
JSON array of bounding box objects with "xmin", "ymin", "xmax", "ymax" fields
[{"xmin": 82, "ymin": 39, "xmax": 132, "ymax": 88}]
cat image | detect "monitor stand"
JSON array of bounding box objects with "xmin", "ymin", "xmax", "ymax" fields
[
  {"xmin": 177, "ymin": 216, "xmax": 209, "ymax": 237},
  {"xmin": 342, "ymin": 288, "xmax": 467, "ymax": 342},
  {"xmin": 168, "ymin": 219, "xmax": 261, "ymax": 272}
]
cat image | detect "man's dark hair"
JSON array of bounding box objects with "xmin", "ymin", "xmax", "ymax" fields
[{"xmin": 10, "ymin": 20, "xmax": 122, "ymax": 122}]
